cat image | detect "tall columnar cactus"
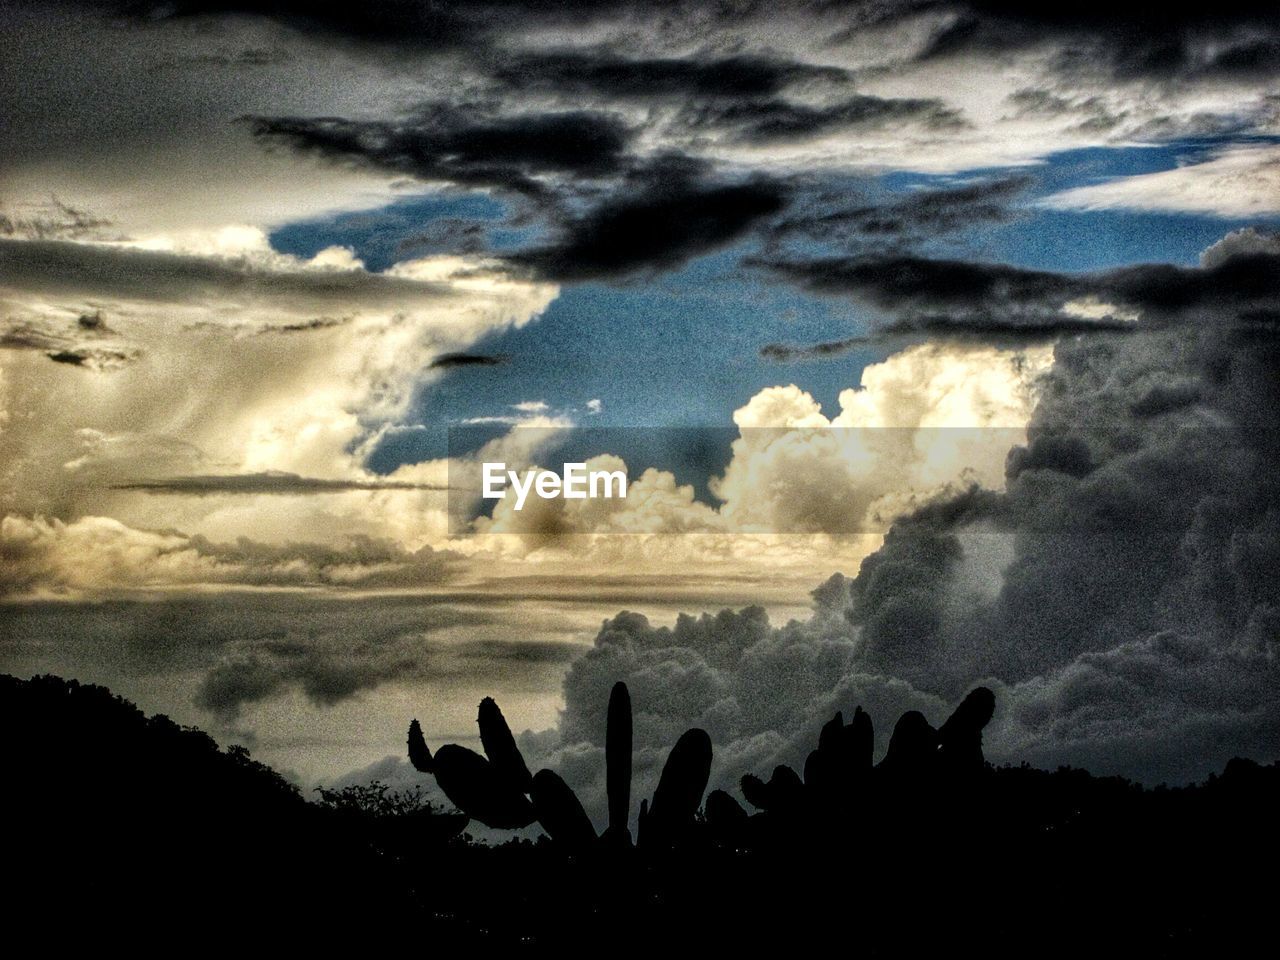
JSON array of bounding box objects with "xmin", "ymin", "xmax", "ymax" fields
[{"xmin": 605, "ymin": 681, "xmax": 633, "ymax": 845}]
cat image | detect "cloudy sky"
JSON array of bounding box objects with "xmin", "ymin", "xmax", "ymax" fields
[{"xmin": 2, "ymin": 1, "xmax": 1278, "ymax": 815}]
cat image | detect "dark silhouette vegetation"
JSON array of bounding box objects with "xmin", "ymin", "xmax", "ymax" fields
[{"xmin": 4, "ymin": 672, "xmax": 1276, "ymax": 952}]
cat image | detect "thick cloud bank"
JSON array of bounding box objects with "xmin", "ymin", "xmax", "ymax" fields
[{"xmin": 531, "ymin": 235, "xmax": 1279, "ymax": 820}]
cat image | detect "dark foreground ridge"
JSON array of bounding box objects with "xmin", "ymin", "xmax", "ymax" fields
[{"xmin": 5, "ymin": 673, "xmax": 1277, "ymax": 953}]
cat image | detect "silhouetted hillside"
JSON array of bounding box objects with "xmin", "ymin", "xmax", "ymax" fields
[
  {"xmin": 4, "ymin": 673, "xmax": 1277, "ymax": 953},
  {"xmin": 3, "ymin": 674, "xmax": 407, "ymax": 946}
]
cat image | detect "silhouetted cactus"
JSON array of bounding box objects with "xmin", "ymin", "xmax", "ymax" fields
[
  {"xmin": 407, "ymin": 682, "xmax": 637, "ymax": 849},
  {"xmin": 531, "ymin": 769, "xmax": 596, "ymax": 851},
  {"xmin": 407, "ymin": 718, "xmax": 433, "ymax": 773},
  {"xmin": 805, "ymin": 705, "xmax": 876, "ymax": 812},
  {"xmin": 706, "ymin": 788, "xmax": 748, "ymax": 826},
  {"xmin": 740, "ymin": 772, "xmax": 772, "ymax": 810},
  {"xmin": 803, "ymin": 714, "xmax": 839, "ymax": 792},
  {"xmin": 432, "ymin": 744, "xmax": 536, "ymax": 829},
  {"xmin": 771, "ymin": 763, "xmax": 805, "ymax": 806},
  {"xmin": 641, "ymin": 728, "xmax": 712, "ymax": 849},
  {"xmin": 405, "ymin": 703, "xmax": 537, "ymax": 829},
  {"xmin": 819, "ymin": 710, "xmax": 843, "ymax": 754},
  {"xmin": 937, "ymin": 687, "xmax": 996, "ymax": 773},
  {"xmin": 728, "ymin": 689, "xmax": 996, "ymax": 845},
  {"xmin": 478, "ymin": 696, "xmax": 534, "ymax": 794},
  {"xmin": 849, "ymin": 705, "xmax": 873, "ymax": 769},
  {"xmin": 705, "ymin": 788, "xmax": 749, "ymax": 845},
  {"xmin": 879, "ymin": 710, "xmax": 938, "ymax": 775},
  {"xmin": 605, "ymin": 681, "xmax": 633, "ymax": 845},
  {"xmin": 742, "ymin": 763, "xmax": 804, "ymax": 812},
  {"xmin": 407, "ymin": 681, "xmax": 998, "ymax": 852}
]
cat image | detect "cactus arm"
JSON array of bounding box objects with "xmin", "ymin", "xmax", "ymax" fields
[
  {"xmin": 434, "ymin": 744, "xmax": 536, "ymax": 829},
  {"xmin": 937, "ymin": 686, "xmax": 996, "ymax": 771},
  {"xmin": 407, "ymin": 719, "xmax": 434, "ymax": 773},
  {"xmin": 531, "ymin": 769, "xmax": 596, "ymax": 851},
  {"xmin": 741, "ymin": 773, "xmax": 771, "ymax": 810},
  {"xmin": 649, "ymin": 728, "xmax": 712, "ymax": 829},
  {"xmin": 477, "ymin": 697, "xmax": 535, "ymax": 794}
]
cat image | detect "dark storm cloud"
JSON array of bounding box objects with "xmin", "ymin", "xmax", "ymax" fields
[
  {"xmin": 0, "ymin": 588, "xmax": 576, "ymax": 721},
  {"xmin": 454, "ymin": 638, "xmax": 581, "ymax": 667},
  {"xmin": 106, "ymin": 0, "xmax": 489, "ymax": 49},
  {"xmin": 682, "ymin": 93, "xmax": 961, "ymax": 143},
  {"xmin": 772, "ymin": 175, "xmax": 1032, "ymax": 245},
  {"xmin": 430, "ymin": 352, "xmax": 509, "ymax": 369},
  {"xmin": 247, "ymin": 104, "xmax": 794, "ymax": 279},
  {"xmin": 195, "ymin": 656, "xmax": 289, "ymax": 719},
  {"xmin": 194, "ymin": 631, "xmax": 580, "ymax": 721},
  {"xmin": 0, "ymin": 324, "xmax": 68, "ymax": 353},
  {"xmin": 149, "ymin": 46, "xmax": 294, "ymax": 70},
  {"xmin": 1129, "ymin": 380, "xmax": 1203, "ymax": 418},
  {"xmin": 919, "ymin": 2, "xmax": 1280, "ymax": 81},
  {"xmin": 100, "ymin": 1, "xmax": 1280, "ymax": 82},
  {"xmin": 492, "ymin": 51, "xmax": 849, "ymax": 99},
  {"xmin": 46, "ymin": 350, "xmax": 90, "ymax": 365},
  {"xmin": 1, "ymin": 311, "xmax": 139, "ymax": 368},
  {"xmin": 1003, "ymin": 89, "xmax": 1126, "ymax": 133},
  {"xmin": 196, "ymin": 651, "xmax": 415, "ymax": 720},
  {"xmin": 848, "ymin": 319, "xmax": 1279, "ymax": 771},
  {"xmin": 42, "ymin": 347, "xmax": 137, "ymax": 368},
  {"xmin": 0, "ymin": 198, "xmax": 116, "ymax": 242},
  {"xmin": 508, "ymin": 159, "xmax": 788, "ymax": 281},
  {"xmin": 756, "ymin": 254, "xmax": 1107, "ymax": 335},
  {"xmin": 761, "ymin": 254, "xmax": 1072, "ymax": 312},
  {"xmin": 841, "ymin": 245, "xmax": 1280, "ymax": 757},
  {"xmin": 94, "ymin": 1, "xmax": 862, "ymax": 52},
  {"xmin": 68, "ymin": 1, "xmax": 1280, "ymax": 89},
  {"xmin": 754, "ymin": 247, "xmax": 1280, "ymax": 336},
  {"xmin": 110, "ymin": 472, "xmax": 448, "ymax": 495},
  {"xmin": 246, "ymin": 105, "xmax": 635, "ymax": 202},
  {"xmin": 890, "ymin": 315, "xmax": 1143, "ymax": 340},
  {"xmin": 265, "ymin": 317, "xmax": 350, "ymax": 332},
  {"xmin": 757, "ymin": 315, "xmax": 1125, "ymax": 358}
]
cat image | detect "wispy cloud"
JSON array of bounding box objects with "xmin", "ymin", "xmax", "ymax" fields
[{"xmin": 109, "ymin": 472, "xmax": 450, "ymax": 496}]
